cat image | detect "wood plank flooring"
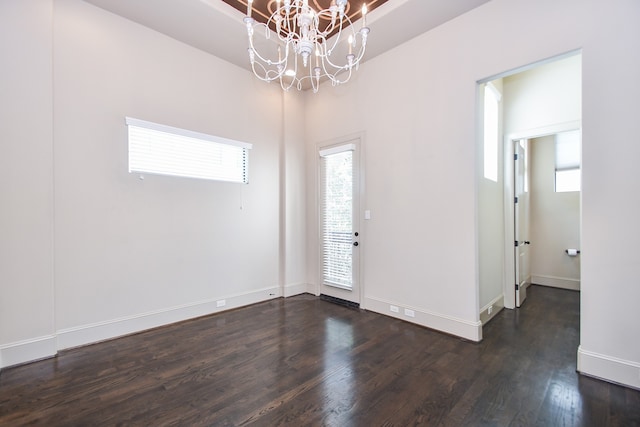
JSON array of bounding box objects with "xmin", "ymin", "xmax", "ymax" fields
[{"xmin": 1, "ymin": 285, "xmax": 639, "ymax": 426}]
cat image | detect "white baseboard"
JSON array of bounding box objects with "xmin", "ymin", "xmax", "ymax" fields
[
  {"xmin": 363, "ymin": 296, "xmax": 483, "ymax": 342},
  {"xmin": 532, "ymin": 275, "xmax": 580, "ymax": 291},
  {"xmin": 578, "ymin": 346, "xmax": 640, "ymax": 390},
  {"xmin": 283, "ymin": 282, "xmax": 309, "ymax": 297},
  {"xmin": 57, "ymin": 286, "xmax": 280, "ymax": 351},
  {"xmin": 305, "ymin": 282, "xmax": 319, "ymax": 296},
  {"xmin": 0, "ymin": 335, "xmax": 57, "ymax": 369},
  {"xmin": 480, "ymin": 294, "xmax": 505, "ymax": 325}
]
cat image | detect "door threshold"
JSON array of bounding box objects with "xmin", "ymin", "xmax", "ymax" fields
[{"xmin": 320, "ymin": 294, "xmax": 360, "ymax": 310}]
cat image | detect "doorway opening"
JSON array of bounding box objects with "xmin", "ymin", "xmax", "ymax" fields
[
  {"xmin": 477, "ymin": 51, "xmax": 582, "ymax": 323},
  {"xmin": 505, "ymin": 128, "xmax": 582, "ymax": 309}
]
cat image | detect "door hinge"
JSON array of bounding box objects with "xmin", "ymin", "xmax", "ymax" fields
[
  {"xmin": 515, "ymin": 240, "xmax": 519, "ymax": 247},
  {"xmin": 514, "ymin": 196, "xmax": 518, "ymax": 204},
  {"xmin": 514, "ymin": 153, "xmax": 518, "ymax": 161},
  {"xmin": 515, "ymin": 283, "xmax": 520, "ymax": 291}
]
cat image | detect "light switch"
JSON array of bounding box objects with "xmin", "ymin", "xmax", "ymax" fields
[{"xmin": 364, "ymin": 210, "xmax": 371, "ymax": 220}]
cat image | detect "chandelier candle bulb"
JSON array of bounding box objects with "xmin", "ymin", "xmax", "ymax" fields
[
  {"xmin": 362, "ymin": 4, "xmax": 367, "ymax": 27},
  {"xmin": 247, "ymin": 0, "xmax": 252, "ymax": 17}
]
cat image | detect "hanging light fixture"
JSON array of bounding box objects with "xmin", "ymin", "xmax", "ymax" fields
[{"xmin": 243, "ymin": 0, "xmax": 370, "ymax": 93}]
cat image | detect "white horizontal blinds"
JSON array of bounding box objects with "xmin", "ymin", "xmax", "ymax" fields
[
  {"xmin": 126, "ymin": 117, "xmax": 252, "ymax": 184},
  {"xmin": 555, "ymin": 130, "xmax": 580, "ymax": 170},
  {"xmin": 555, "ymin": 130, "xmax": 581, "ymax": 192},
  {"xmin": 320, "ymin": 144, "xmax": 354, "ymax": 290}
]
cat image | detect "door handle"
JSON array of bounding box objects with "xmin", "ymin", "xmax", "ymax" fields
[
  {"xmin": 353, "ymin": 242, "xmax": 359, "ymax": 247},
  {"xmin": 524, "ymin": 241, "xmax": 531, "ymax": 245}
]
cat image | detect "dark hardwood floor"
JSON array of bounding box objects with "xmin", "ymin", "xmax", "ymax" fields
[{"xmin": 1, "ymin": 285, "xmax": 639, "ymax": 426}]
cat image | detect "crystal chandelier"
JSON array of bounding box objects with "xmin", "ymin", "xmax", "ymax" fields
[{"xmin": 244, "ymin": 0, "xmax": 370, "ymax": 92}]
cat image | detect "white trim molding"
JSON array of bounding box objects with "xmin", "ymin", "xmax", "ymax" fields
[
  {"xmin": 306, "ymin": 282, "xmax": 320, "ymax": 296},
  {"xmin": 578, "ymin": 346, "xmax": 640, "ymax": 390},
  {"xmin": 363, "ymin": 296, "xmax": 483, "ymax": 342},
  {"xmin": 480, "ymin": 294, "xmax": 505, "ymax": 325},
  {"xmin": 57, "ymin": 286, "xmax": 280, "ymax": 351},
  {"xmin": 532, "ymin": 275, "xmax": 580, "ymax": 291},
  {"xmin": 0, "ymin": 335, "xmax": 57, "ymax": 369},
  {"xmin": 283, "ymin": 282, "xmax": 309, "ymax": 298}
]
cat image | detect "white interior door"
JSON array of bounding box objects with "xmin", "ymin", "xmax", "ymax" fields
[
  {"xmin": 514, "ymin": 139, "xmax": 531, "ymax": 307},
  {"xmin": 319, "ymin": 140, "xmax": 360, "ymax": 304}
]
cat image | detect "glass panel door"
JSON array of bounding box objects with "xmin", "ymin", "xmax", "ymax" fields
[{"xmin": 319, "ymin": 140, "xmax": 360, "ymax": 303}]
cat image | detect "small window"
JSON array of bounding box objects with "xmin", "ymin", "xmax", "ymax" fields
[
  {"xmin": 555, "ymin": 130, "xmax": 580, "ymax": 192},
  {"xmin": 555, "ymin": 169, "xmax": 581, "ymax": 193},
  {"xmin": 483, "ymin": 83, "xmax": 501, "ymax": 182},
  {"xmin": 126, "ymin": 117, "xmax": 252, "ymax": 184}
]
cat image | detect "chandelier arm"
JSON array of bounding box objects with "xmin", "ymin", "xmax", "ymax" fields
[
  {"xmin": 328, "ymin": 66, "xmax": 353, "ymax": 86},
  {"xmin": 320, "ymin": 22, "xmax": 360, "ymax": 67},
  {"xmin": 315, "ymin": 7, "xmax": 341, "ymax": 37},
  {"xmin": 321, "ymin": 29, "xmax": 365, "ymax": 70},
  {"xmin": 280, "ymin": 74, "xmax": 297, "ymax": 91},
  {"xmin": 247, "ymin": 25, "xmax": 290, "ymax": 68},
  {"xmin": 322, "ymin": 21, "xmax": 346, "ymax": 54},
  {"xmin": 349, "ymin": 32, "xmax": 370, "ymax": 65},
  {"xmin": 251, "ymin": 61, "xmax": 284, "ymax": 82},
  {"xmin": 317, "ymin": 48, "xmax": 357, "ymax": 85},
  {"xmin": 295, "ymin": 73, "xmax": 320, "ymax": 93}
]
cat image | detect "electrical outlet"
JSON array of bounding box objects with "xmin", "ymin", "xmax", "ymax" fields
[
  {"xmin": 216, "ymin": 299, "xmax": 226, "ymax": 308},
  {"xmin": 488, "ymin": 305, "xmax": 493, "ymax": 315},
  {"xmin": 390, "ymin": 305, "xmax": 399, "ymax": 313},
  {"xmin": 404, "ymin": 308, "xmax": 415, "ymax": 318}
]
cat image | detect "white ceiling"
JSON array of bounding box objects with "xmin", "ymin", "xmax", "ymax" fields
[{"xmin": 83, "ymin": 0, "xmax": 491, "ymax": 73}]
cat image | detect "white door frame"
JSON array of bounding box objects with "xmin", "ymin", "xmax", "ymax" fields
[
  {"xmin": 503, "ymin": 121, "xmax": 581, "ymax": 309},
  {"xmin": 315, "ymin": 133, "xmax": 365, "ymax": 305}
]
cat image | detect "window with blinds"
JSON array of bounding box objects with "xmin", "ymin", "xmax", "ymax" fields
[
  {"xmin": 320, "ymin": 145, "xmax": 354, "ymax": 290},
  {"xmin": 483, "ymin": 82, "xmax": 501, "ymax": 182},
  {"xmin": 126, "ymin": 117, "xmax": 252, "ymax": 184},
  {"xmin": 555, "ymin": 130, "xmax": 581, "ymax": 192}
]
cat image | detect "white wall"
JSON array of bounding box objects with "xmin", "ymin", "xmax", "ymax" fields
[
  {"xmin": 0, "ymin": 0, "xmax": 306, "ymax": 367},
  {"xmin": 579, "ymin": 0, "xmax": 640, "ymax": 387},
  {"xmin": 306, "ymin": 12, "xmax": 484, "ymax": 341},
  {"xmin": 283, "ymin": 91, "xmax": 308, "ymax": 296},
  {"xmin": 0, "ymin": 0, "xmax": 56, "ymax": 366},
  {"xmin": 503, "ymin": 54, "xmax": 582, "ymax": 136},
  {"xmin": 305, "ymin": 0, "xmax": 640, "ymax": 388},
  {"xmin": 530, "ymin": 135, "xmax": 581, "ymax": 290},
  {"xmin": 52, "ymin": 0, "xmax": 284, "ymax": 347}
]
